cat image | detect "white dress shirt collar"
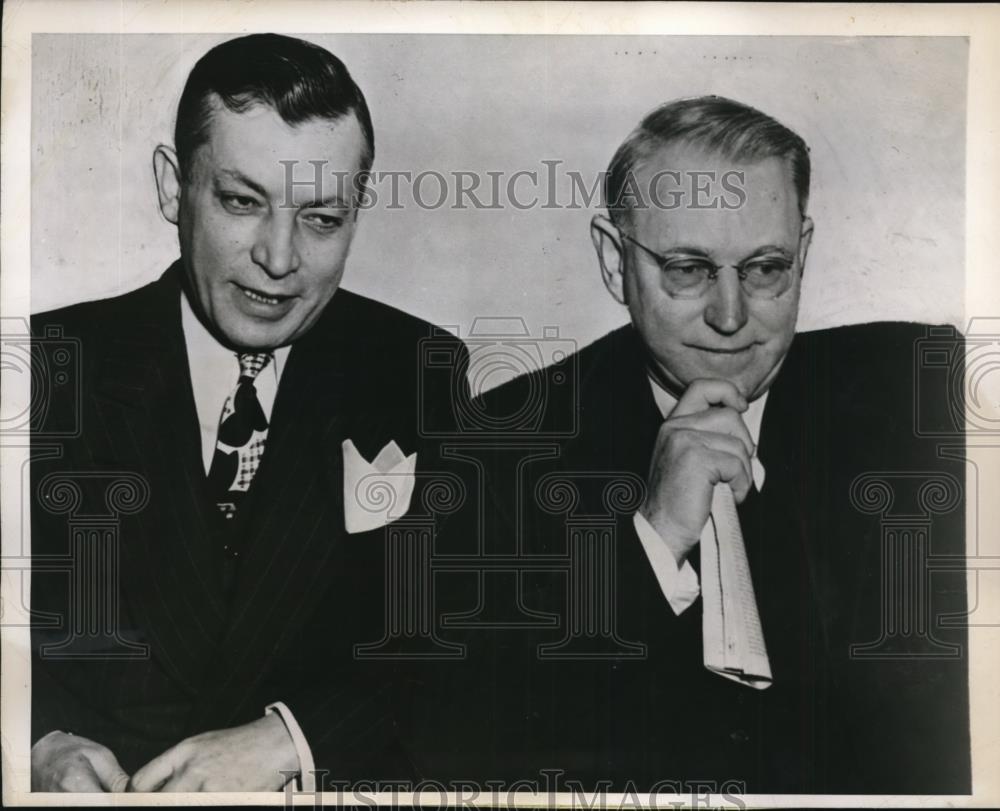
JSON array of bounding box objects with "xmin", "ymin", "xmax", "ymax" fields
[
  {"xmin": 180, "ymin": 291, "xmax": 313, "ymax": 770},
  {"xmin": 180, "ymin": 290, "xmax": 291, "ymax": 473}
]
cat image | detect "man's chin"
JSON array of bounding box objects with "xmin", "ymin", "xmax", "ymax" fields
[
  {"xmin": 214, "ymin": 321, "xmax": 296, "ymax": 352},
  {"xmin": 740, "ymin": 367, "xmax": 785, "ymax": 402},
  {"xmin": 690, "ymin": 357, "xmax": 784, "ymax": 401}
]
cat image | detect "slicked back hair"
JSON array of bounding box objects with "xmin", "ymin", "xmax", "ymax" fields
[
  {"xmin": 605, "ymin": 95, "xmax": 810, "ymax": 225},
  {"xmin": 174, "ymin": 33, "xmax": 374, "ymax": 179}
]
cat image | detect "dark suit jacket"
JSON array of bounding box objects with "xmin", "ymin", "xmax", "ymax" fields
[
  {"xmin": 403, "ymin": 321, "xmax": 969, "ymax": 794},
  {"xmin": 30, "ymin": 261, "xmax": 468, "ymax": 783}
]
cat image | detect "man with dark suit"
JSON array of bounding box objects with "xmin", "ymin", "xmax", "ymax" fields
[
  {"xmin": 30, "ymin": 34, "xmax": 466, "ymax": 792},
  {"xmin": 408, "ymin": 96, "xmax": 969, "ymax": 794}
]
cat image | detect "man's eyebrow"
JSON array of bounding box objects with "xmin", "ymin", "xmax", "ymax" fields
[
  {"xmin": 215, "ymin": 170, "xmax": 349, "ymax": 209},
  {"xmin": 215, "ymin": 169, "xmax": 268, "ymax": 198},
  {"xmin": 300, "ymin": 194, "xmax": 349, "ymax": 210},
  {"xmin": 739, "ymin": 245, "xmax": 796, "ymax": 262},
  {"xmin": 656, "ymin": 245, "xmax": 713, "ymax": 258},
  {"xmin": 651, "ymin": 244, "xmax": 797, "ymax": 265}
]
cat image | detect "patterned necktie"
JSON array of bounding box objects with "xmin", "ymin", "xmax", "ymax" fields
[{"xmin": 208, "ymin": 352, "xmax": 273, "ymax": 521}]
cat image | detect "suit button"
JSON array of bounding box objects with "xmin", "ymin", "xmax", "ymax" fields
[{"xmin": 729, "ymin": 729, "xmax": 750, "ymax": 744}]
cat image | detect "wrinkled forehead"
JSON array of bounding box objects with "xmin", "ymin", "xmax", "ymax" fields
[
  {"xmin": 188, "ymin": 100, "xmax": 366, "ymax": 199},
  {"xmin": 625, "ymin": 143, "xmax": 802, "ymax": 251}
]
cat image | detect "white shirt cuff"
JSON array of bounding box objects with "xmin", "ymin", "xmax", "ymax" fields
[
  {"xmin": 265, "ymin": 701, "xmax": 316, "ymax": 792},
  {"xmin": 632, "ymin": 511, "xmax": 701, "ymax": 615}
]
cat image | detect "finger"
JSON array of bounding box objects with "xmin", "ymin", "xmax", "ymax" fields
[
  {"xmin": 666, "ymin": 407, "xmax": 755, "ymax": 458},
  {"xmin": 56, "ymin": 762, "xmax": 105, "ymax": 793},
  {"xmin": 706, "ymin": 449, "xmax": 753, "ymax": 502},
  {"xmin": 654, "ymin": 426, "xmax": 753, "ymax": 489},
  {"xmin": 157, "ymin": 771, "xmax": 203, "ymax": 792},
  {"xmin": 655, "ymin": 427, "xmax": 753, "ymax": 500},
  {"xmin": 157, "ymin": 773, "xmax": 201, "ymax": 794},
  {"xmin": 695, "ymin": 432, "xmax": 753, "ymax": 490},
  {"xmin": 673, "ymin": 378, "xmax": 748, "ymax": 417},
  {"xmin": 85, "ymin": 746, "xmax": 130, "ymax": 793},
  {"xmin": 31, "ymin": 733, "xmax": 107, "ymax": 792},
  {"xmin": 130, "ymin": 747, "xmax": 183, "ymax": 793},
  {"xmin": 108, "ymin": 773, "xmax": 131, "ymax": 793}
]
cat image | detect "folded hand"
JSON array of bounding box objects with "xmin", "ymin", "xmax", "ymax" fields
[
  {"xmin": 31, "ymin": 731, "xmax": 129, "ymax": 792},
  {"xmin": 129, "ymin": 713, "xmax": 298, "ymax": 792}
]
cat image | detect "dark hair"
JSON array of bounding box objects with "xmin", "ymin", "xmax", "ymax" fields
[
  {"xmin": 605, "ymin": 95, "xmax": 810, "ymax": 224},
  {"xmin": 174, "ymin": 34, "xmax": 374, "ymax": 178}
]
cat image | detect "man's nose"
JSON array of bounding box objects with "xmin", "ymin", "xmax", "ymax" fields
[
  {"xmin": 250, "ymin": 215, "xmax": 301, "ymax": 278},
  {"xmin": 702, "ymin": 268, "xmax": 748, "ymax": 335}
]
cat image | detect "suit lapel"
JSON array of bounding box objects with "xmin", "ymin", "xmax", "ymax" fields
[
  {"xmin": 580, "ymin": 325, "xmax": 662, "ymax": 480},
  {"xmin": 588, "ymin": 326, "xmax": 833, "ymax": 669},
  {"xmin": 578, "ymin": 326, "xmax": 668, "ymax": 635},
  {"xmin": 750, "ymin": 332, "xmax": 837, "ymax": 676},
  {"xmin": 213, "ymin": 293, "xmax": 357, "ymax": 687},
  {"xmin": 93, "ymin": 264, "xmax": 227, "ymax": 691}
]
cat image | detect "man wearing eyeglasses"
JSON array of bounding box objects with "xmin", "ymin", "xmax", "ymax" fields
[
  {"xmin": 589, "ymin": 103, "xmax": 813, "ymax": 563},
  {"xmin": 416, "ymin": 96, "xmax": 970, "ymax": 794}
]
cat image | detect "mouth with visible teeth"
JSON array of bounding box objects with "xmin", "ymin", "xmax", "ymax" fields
[{"xmin": 236, "ymin": 283, "xmax": 290, "ymax": 306}]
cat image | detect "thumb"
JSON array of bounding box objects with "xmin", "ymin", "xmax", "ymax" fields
[
  {"xmin": 85, "ymin": 746, "xmax": 130, "ymax": 792},
  {"xmin": 129, "ymin": 747, "xmax": 180, "ymax": 793},
  {"xmin": 673, "ymin": 378, "xmax": 747, "ymax": 417}
]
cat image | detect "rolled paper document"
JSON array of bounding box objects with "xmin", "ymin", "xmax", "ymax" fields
[{"xmin": 701, "ymin": 482, "xmax": 772, "ymax": 689}]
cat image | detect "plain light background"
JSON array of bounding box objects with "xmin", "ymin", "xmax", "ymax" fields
[
  {"xmin": 31, "ymin": 34, "xmax": 967, "ymax": 349},
  {"xmin": 6, "ymin": 6, "xmax": 998, "ymax": 806}
]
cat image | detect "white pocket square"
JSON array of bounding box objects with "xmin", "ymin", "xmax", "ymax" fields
[{"xmin": 342, "ymin": 439, "xmax": 417, "ymax": 533}]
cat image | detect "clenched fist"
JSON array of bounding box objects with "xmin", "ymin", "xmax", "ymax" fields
[
  {"xmin": 639, "ymin": 378, "xmax": 755, "ymax": 564},
  {"xmin": 31, "ymin": 731, "xmax": 130, "ymax": 792}
]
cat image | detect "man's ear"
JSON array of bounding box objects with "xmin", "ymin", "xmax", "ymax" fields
[
  {"xmin": 797, "ymin": 216, "xmax": 814, "ymax": 275},
  {"xmin": 153, "ymin": 145, "xmax": 183, "ymax": 225},
  {"xmin": 590, "ymin": 214, "xmax": 627, "ymax": 305}
]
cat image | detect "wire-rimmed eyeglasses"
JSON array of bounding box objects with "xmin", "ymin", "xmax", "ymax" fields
[{"xmin": 618, "ymin": 231, "xmax": 798, "ymax": 300}]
